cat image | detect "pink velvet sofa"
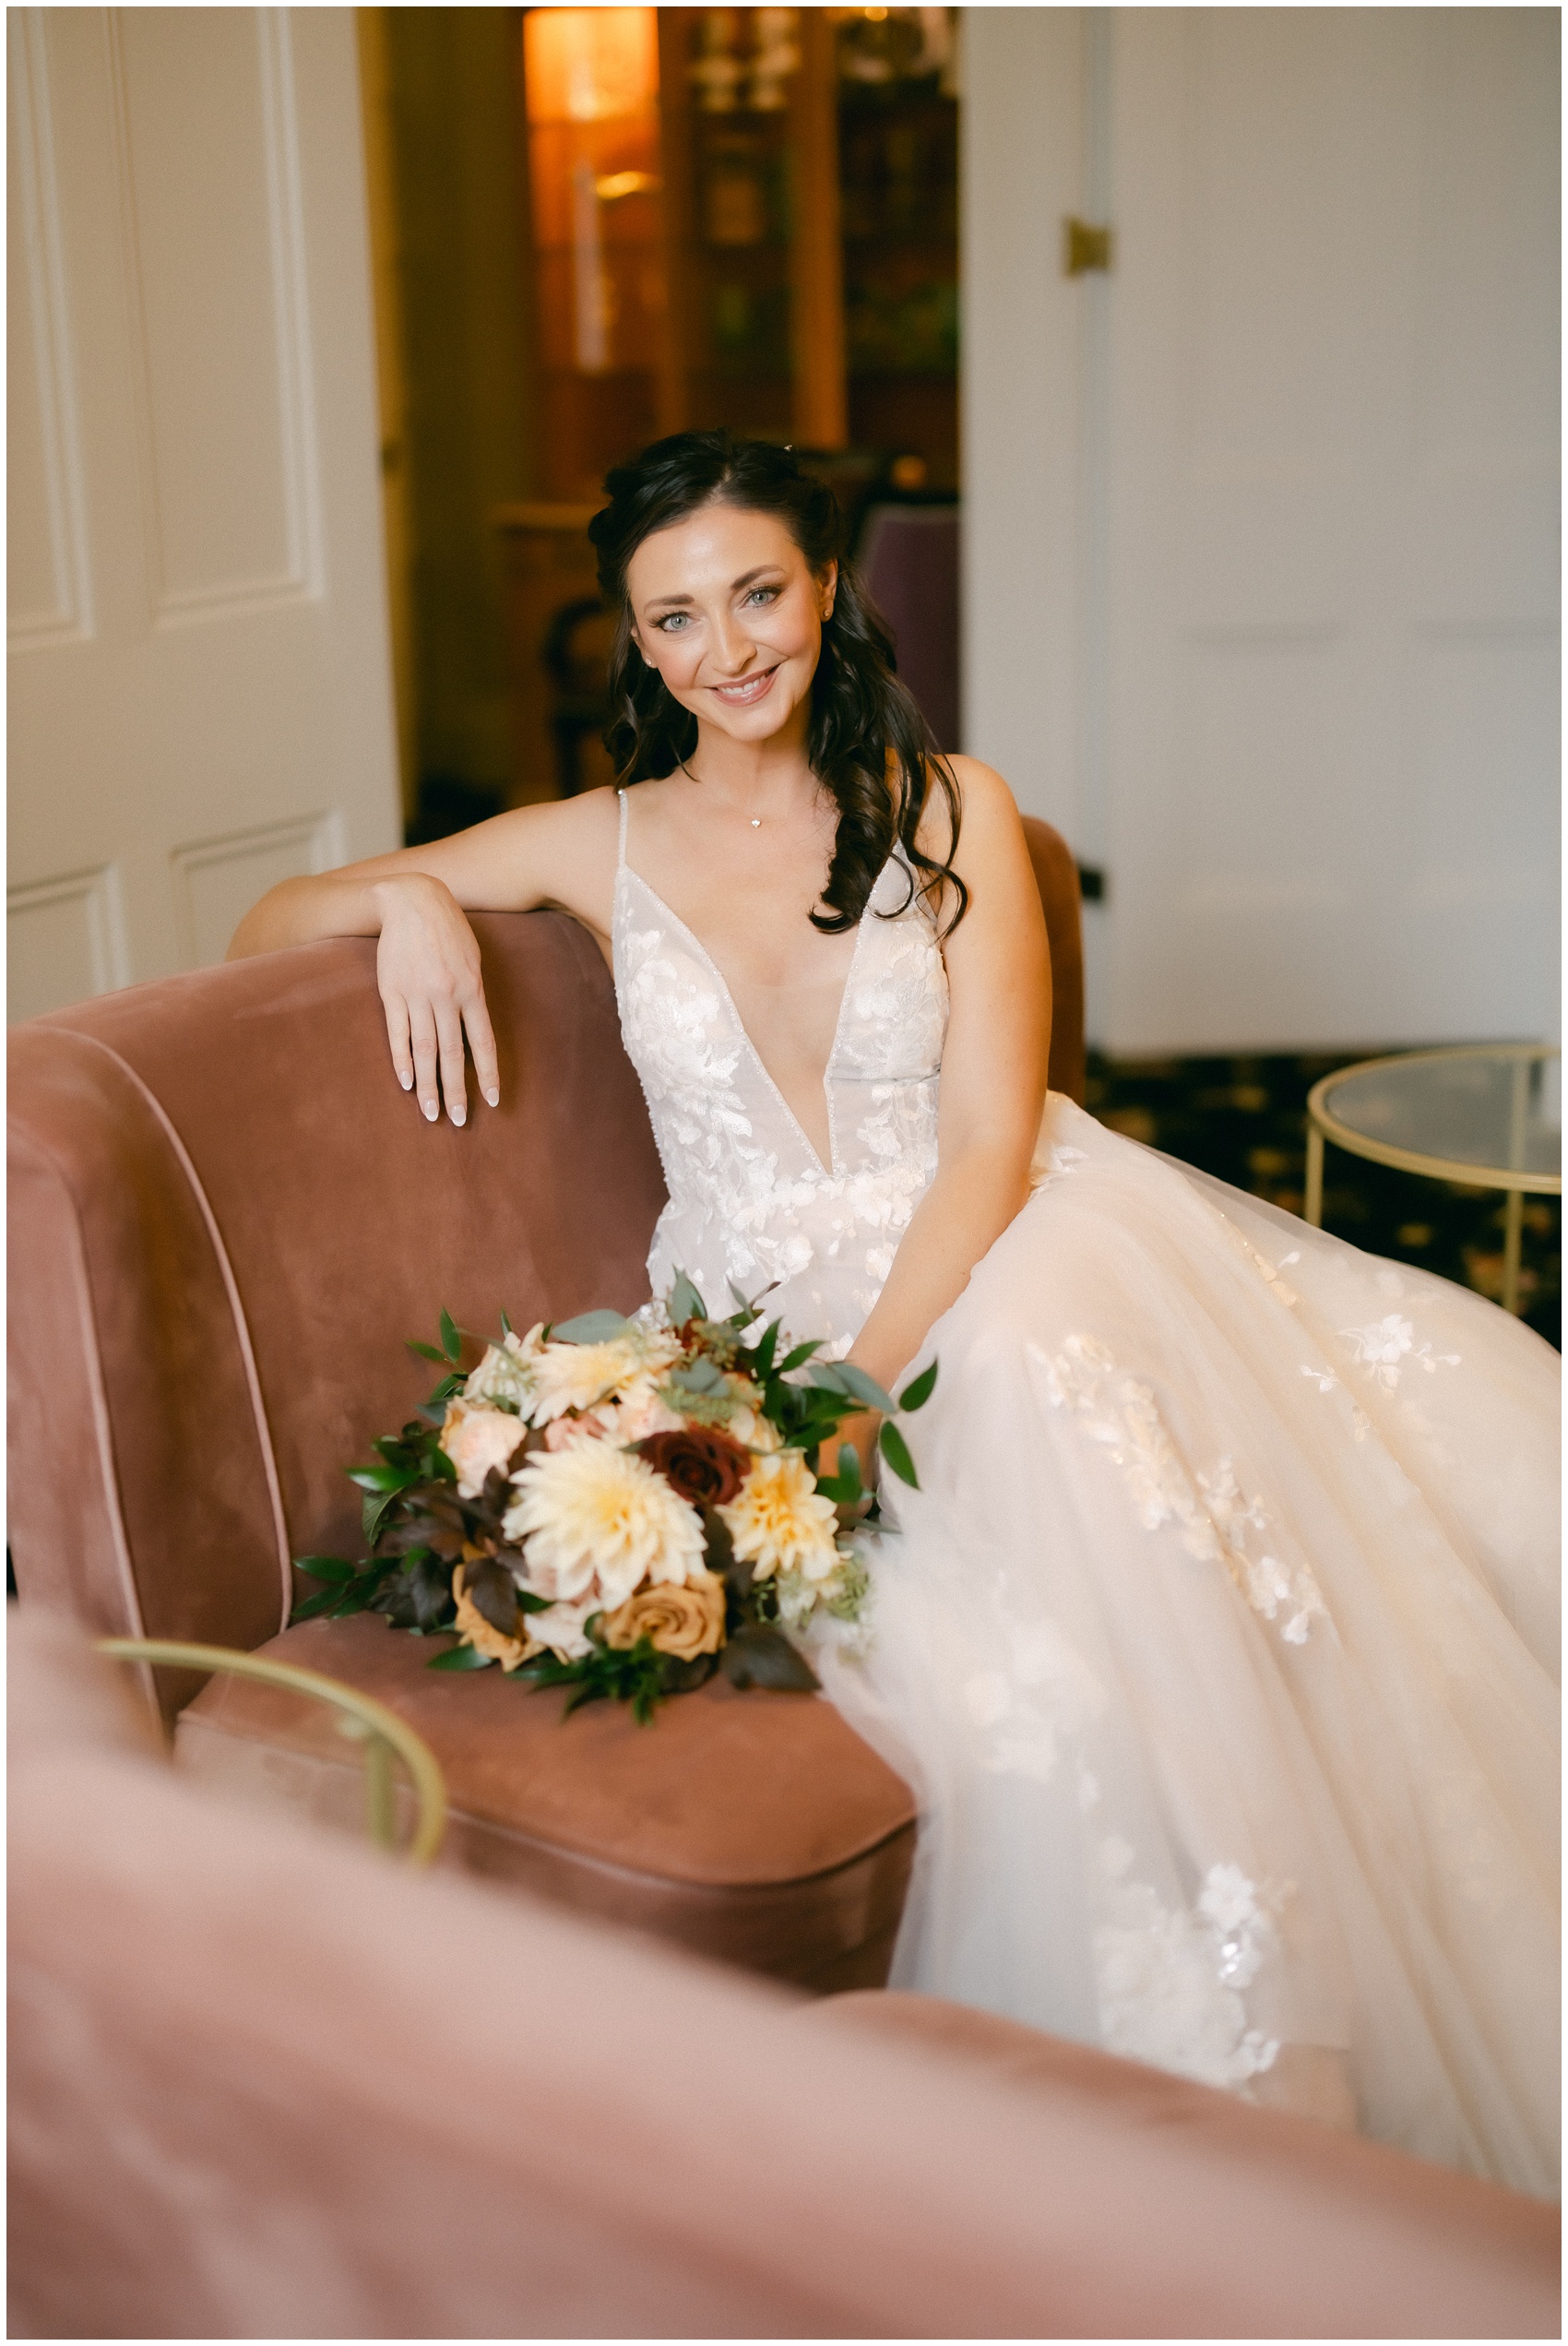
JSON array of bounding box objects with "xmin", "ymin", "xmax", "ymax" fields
[
  {"xmin": 8, "ymin": 1611, "xmax": 1558, "ymax": 2341},
  {"xmin": 6, "ymin": 819, "xmax": 1083, "ymax": 1991}
]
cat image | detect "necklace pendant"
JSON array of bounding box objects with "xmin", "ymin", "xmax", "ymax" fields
[{"xmin": 750, "ymin": 817, "xmax": 761, "ymax": 828}]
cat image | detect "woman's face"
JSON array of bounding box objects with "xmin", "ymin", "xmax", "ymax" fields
[{"xmin": 625, "ymin": 502, "xmax": 836, "ymax": 750}]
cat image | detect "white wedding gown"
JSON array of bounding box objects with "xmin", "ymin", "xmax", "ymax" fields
[{"xmin": 612, "ymin": 791, "xmax": 1560, "ymax": 2195}]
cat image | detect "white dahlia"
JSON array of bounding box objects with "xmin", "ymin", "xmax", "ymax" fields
[
  {"xmin": 464, "ymin": 1328, "xmax": 543, "ymax": 1411},
  {"xmin": 529, "ymin": 1326, "xmax": 681, "ymax": 1424},
  {"xmin": 718, "ymin": 1450, "xmax": 840, "ymax": 1583},
  {"xmin": 504, "ymin": 1442, "xmax": 706, "ymax": 1610}
]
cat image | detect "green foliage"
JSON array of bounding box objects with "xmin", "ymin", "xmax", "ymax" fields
[
  {"xmin": 517, "ymin": 1629, "xmax": 719, "ymax": 1726},
  {"xmin": 878, "ymin": 1420, "xmax": 920, "ymax": 1489},
  {"xmin": 552, "ymin": 1308, "xmax": 635, "ymax": 1343},
  {"xmin": 428, "ymin": 1640, "xmax": 495, "ymax": 1672},
  {"xmin": 719, "ymin": 1623, "xmax": 822, "ymax": 1692}
]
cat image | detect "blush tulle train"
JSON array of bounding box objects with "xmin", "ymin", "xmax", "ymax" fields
[{"xmin": 811, "ymin": 1097, "xmax": 1559, "ymax": 2196}]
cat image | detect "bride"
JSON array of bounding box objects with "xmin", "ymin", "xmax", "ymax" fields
[{"xmin": 232, "ymin": 431, "xmax": 1559, "ymax": 2195}]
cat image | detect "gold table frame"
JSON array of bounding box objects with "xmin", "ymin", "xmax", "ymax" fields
[
  {"xmin": 1304, "ymin": 1042, "xmax": 1562, "ymax": 1316},
  {"xmin": 98, "ymin": 1638, "xmax": 448, "ymax": 1865}
]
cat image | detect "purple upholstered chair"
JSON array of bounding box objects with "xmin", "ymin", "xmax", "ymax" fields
[{"xmin": 856, "ymin": 502, "xmax": 961, "ymax": 751}]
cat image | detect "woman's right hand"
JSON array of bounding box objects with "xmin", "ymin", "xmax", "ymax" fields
[{"xmin": 373, "ymin": 875, "xmax": 500, "ymax": 1126}]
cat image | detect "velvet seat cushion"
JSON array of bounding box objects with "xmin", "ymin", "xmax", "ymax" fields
[{"xmin": 175, "ymin": 1613, "xmax": 917, "ymax": 1992}]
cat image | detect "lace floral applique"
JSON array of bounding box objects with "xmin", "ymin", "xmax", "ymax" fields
[
  {"xmin": 1340, "ymin": 1314, "xmax": 1461, "ymax": 1391},
  {"xmin": 1240, "ymin": 1234, "xmax": 1301, "ymax": 1306},
  {"xmin": 1094, "ymin": 1839, "xmax": 1288, "ymax": 2089},
  {"xmin": 616, "ymin": 852, "xmax": 944, "ymax": 1346},
  {"xmin": 961, "ymin": 1619, "xmax": 1108, "ymax": 1783},
  {"xmin": 1301, "ymin": 1367, "xmax": 1374, "ymax": 1444},
  {"xmin": 1034, "ymin": 1335, "xmax": 1327, "ymax": 1643}
]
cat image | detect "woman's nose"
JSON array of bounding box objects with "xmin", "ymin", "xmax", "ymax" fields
[{"xmin": 707, "ymin": 611, "xmax": 754, "ymax": 675}]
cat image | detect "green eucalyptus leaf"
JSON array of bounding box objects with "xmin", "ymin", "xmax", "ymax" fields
[
  {"xmin": 552, "ymin": 1308, "xmax": 635, "ymax": 1344},
  {"xmin": 669, "ymin": 1269, "xmax": 707, "ymax": 1325},
  {"xmin": 897, "ymin": 1359, "xmax": 940, "ymax": 1413},
  {"xmin": 439, "ymin": 1307, "xmax": 462, "ymax": 1364},
  {"xmin": 830, "ymin": 1362, "xmax": 899, "ymax": 1414},
  {"xmin": 778, "ymin": 1340, "xmax": 825, "ymax": 1375},
  {"xmin": 879, "ymin": 1420, "xmax": 920, "ymax": 1489}
]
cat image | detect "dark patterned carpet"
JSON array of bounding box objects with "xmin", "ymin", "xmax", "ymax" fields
[{"xmin": 1086, "ymin": 1051, "xmax": 1562, "ymax": 1352}]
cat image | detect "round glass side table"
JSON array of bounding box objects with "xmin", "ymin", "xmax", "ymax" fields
[{"xmin": 1304, "ymin": 1042, "xmax": 1562, "ymax": 1315}]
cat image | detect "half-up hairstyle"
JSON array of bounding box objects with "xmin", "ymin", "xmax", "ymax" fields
[{"xmin": 588, "ymin": 430, "xmax": 966, "ymax": 935}]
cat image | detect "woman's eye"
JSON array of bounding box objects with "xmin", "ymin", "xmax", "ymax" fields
[
  {"xmin": 656, "ymin": 612, "xmax": 690, "ymax": 632},
  {"xmin": 744, "ymin": 587, "xmax": 779, "ymax": 607}
]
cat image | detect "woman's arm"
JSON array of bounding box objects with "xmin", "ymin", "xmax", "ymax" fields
[
  {"xmin": 226, "ymin": 790, "xmax": 621, "ymax": 1125},
  {"xmin": 845, "ymin": 758, "xmax": 1051, "ymax": 1408}
]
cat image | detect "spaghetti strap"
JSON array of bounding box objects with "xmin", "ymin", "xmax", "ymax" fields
[{"xmin": 616, "ymin": 785, "xmax": 628, "ymax": 869}]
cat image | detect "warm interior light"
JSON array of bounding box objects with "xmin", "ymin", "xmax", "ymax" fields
[{"xmin": 524, "ymin": 8, "xmax": 659, "ymax": 125}]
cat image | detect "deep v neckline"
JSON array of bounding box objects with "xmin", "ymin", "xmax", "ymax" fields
[{"xmin": 619, "ymin": 859, "xmax": 884, "ymax": 1181}]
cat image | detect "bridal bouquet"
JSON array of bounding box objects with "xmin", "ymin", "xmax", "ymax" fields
[{"xmin": 292, "ymin": 1274, "xmax": 935, "ymax": 1721}]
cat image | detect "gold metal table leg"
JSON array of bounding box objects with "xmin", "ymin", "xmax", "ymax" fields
[{"xmin": 1304, "ymin": 1122, "xmax": 1324, "ymax": 1228}]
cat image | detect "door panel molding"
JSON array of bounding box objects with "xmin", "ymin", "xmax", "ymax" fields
[
  {"xmin": 7, "ymin": 8, "xmax": 92, "ymax": 650},
  {"xmin": 7, "ymin": 863, "xmax": 130, "ymax": 1023},
  {"xmin": 108, "ymin": 6, "xmax": 323, "ymax": 628},
  {"xmin": 169, "ymin": 810, "xmax": 345, "ymax": 970}
]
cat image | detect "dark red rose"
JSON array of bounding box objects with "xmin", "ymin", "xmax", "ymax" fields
[{"xmin": 637, "ymin": 1425, "xmax": 751, "ymax": 1506}]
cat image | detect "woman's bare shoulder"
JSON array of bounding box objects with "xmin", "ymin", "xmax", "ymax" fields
[{"xmin": 915, "ymin": 753, "xmax": 1023, "ymax": 865}]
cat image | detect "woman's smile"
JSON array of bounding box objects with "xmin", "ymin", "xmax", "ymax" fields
[{"xmin": 710, "ymin": 665, "xmax": 779, "ymax": 706}]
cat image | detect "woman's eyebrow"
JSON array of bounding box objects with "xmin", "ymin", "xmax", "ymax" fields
[{"xmin": 645, "ymin": 566, "xmax": 785, "ymax": 613}]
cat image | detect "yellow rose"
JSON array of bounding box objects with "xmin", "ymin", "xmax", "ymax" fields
[
  {"xmin": 601, "ymin": 1567, "xmax": 728, "ymax": 1661},
  {"xmin": 453, "ymin": 1563, "xmax": 540, "ymax": 1673}
]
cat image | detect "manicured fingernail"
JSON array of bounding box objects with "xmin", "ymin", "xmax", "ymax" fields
[
  {"xmin": 398, "ymin": 1070, "xmax": 412, "ymax": 1090},
  {"xmin": 484, "ymin": 1088, "xmax": 499, "ymax": 1107},
  {"xmin": 422, "ymin": 1100, "xmax": 438, "ymax": 1122},
  {"xmin": 450, "ymin": 1106, "xmax": 466, "ymax": 1127}
]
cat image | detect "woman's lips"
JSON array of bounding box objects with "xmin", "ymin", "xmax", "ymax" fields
[{"xmin": 710, "ymin": 666, "xmax": 778, "ymax": 707}]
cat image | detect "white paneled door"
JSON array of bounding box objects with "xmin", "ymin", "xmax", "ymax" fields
[
  {"xmin": 962, "ymin": 8, "xmax": 1559, "ymax": 1055},
  {"xmin": 7, "ymin": 7, "xmax": 399, "ymax": 1022},
  {"xmin": 1102, "ymin": 6, "xmax": 1559, "ymax": 1052}
]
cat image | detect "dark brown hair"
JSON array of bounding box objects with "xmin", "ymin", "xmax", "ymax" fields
[{"xmin": 588, "ymin": 430, "xmax": 965, "ymax": 934}]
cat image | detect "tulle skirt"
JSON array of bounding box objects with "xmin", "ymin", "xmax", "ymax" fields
[{"xmin": 810, "ymin": 1096, "xmax": 1560, "ymax": 2196}]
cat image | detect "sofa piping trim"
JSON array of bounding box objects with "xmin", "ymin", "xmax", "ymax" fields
[
  {"xmin": 9, "ymin": 1121, "xmax": 148, "ymax": 1655},
  {"xmin": 54, "ymin": 1030, "xmax": 294, "ymax": 1633}
]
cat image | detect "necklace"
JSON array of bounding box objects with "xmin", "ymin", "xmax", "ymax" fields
[{"xmin": 678, "ymin": 756, "xmax": 764, "ymax": 826}]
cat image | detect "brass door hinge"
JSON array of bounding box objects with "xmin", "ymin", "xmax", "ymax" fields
[{"xmin": 1063, "ymin": 217, "xmax": 1113, "ymax": 276}]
